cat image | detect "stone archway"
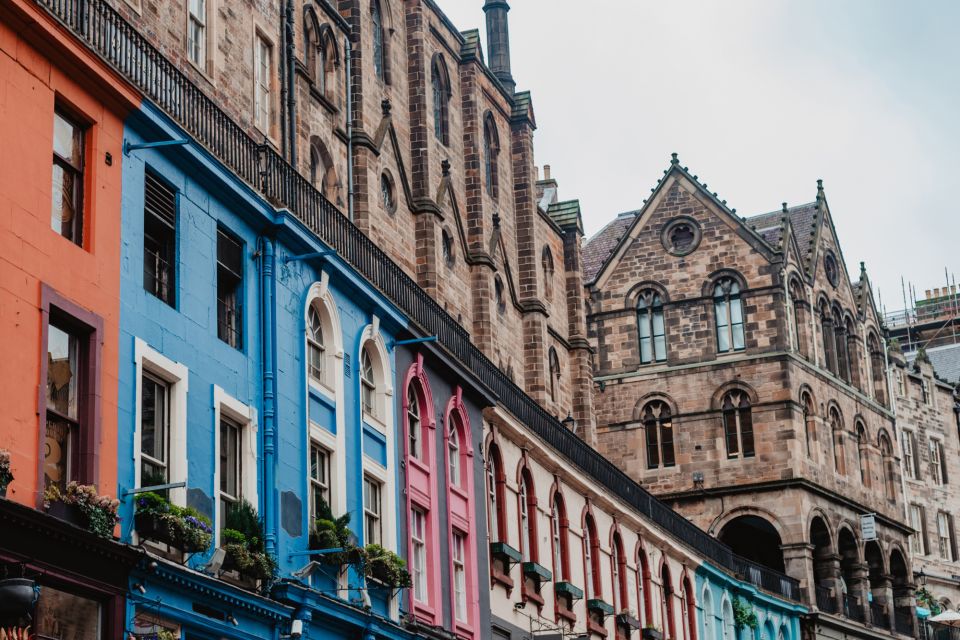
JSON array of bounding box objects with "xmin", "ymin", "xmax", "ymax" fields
[
  {"xmin": 865, "ymin": 541, "xmax": 892, "ymax": 628},
  {"xmin": 718, "ymin": 515, "xmax": 785, "ymax": 572},
  {"xmin": 810, "ymin": 516, "xmax": 838, "ymax": 613},
  {"xmin": 890, "ymin": 548, "xmax": 915, "ymax": 635},
  {"xmin": 838, "ymin": 527, "xmax": 866, "ymax": 622}
]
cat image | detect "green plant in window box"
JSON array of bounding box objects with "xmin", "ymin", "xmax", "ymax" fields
[
  {"xmin": 309, "ymin": 497, "xmax": 360, "ymax": 565},
  {"xmin": 0, "ymin": 449, "xmax": 13, "ymax": 498},
  {"xmin": 732, "ymin": 597, "xmax": 759, "ymax": 630},
  {"xmin": 362, "ymin": 544, "xmax": 412, "ymax": 589},
  {"xmin": 43, "ymin": 482, "xmax": 120, "ymax": 538},
  {"xmin": 219, "ymin": 500, "xmax": 276, "ymax": 586},
  {"xmin": 134, "ymin": 492, "xmax": 212, "ymax": 553}
]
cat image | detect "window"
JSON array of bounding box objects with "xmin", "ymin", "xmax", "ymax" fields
[
  {"xmin": 140, "ymin": 373, "xmax": 169, "ymax": 487},
  {"xmin": 431, "ymin": 57, "xmax": 450, "ymax": 145},
  {"xmin": 363, "ymin": 476, "xmax": 382, "ymax": 545},
  {"xmin": 453, "ymin": 531, "xmax": 468, "ymax": 622},
  {"xmin": 380, "ymin": 171, "xmax": 396, "ymax": 214},
  {"xmin": 187, "ymin": 0, "xmax": 206, "ymax": 67},
  {"xmin": 895, "ymin": 370, "xmax": 905, "ymax": 397},
  {"xmin": 661, "ymin": 218, "xmax": 702, "ymax": 256},
  {"xmin": 638, "ymin": 550, "xmax": 652, "ymax": 626},
  {"xmin": 583, "ymin": 515, "xmax": 600, "ymax": 600},
  {"xmin": 494, "ymin": 276, "xmax": 506, "ymax": 315},
  {"xmin": 722, "ymin": 390, "xmax": 754, "ymax": 459},
  {"xmin": 217, "ymin": 228, "xmax": 244, "ymax": 348},
  {"xmin": 407, "ymin": 385, "xmax": 422, "ymax": 460},
  {"xmin": 661, "ymin": 565, "xmax": 675, "ymax": 640},
  {"xmin": 45, "ymin": 323, "xmax": 81, "ymax": 490},
  {"xmin": 371, "ymin": 0, "xmax": 385, "ymax": 81},
  {"xmin": 701, "ymin": 586, "xmax": 714, "ymax": 640},
  {"xmin": 548, "ymin": 348, "xmax": 561, "ymax": 402},
  {"xmin": 721, "ymin": 597, "xmax": 735, "ymax": 640},
  {"xmin": 830, "ymin": 408, "xmax": 845, "ymax": 475},
  {"xmin": 542, "ymin": 247, "xmax": 554, "ymax": 302},
  {"xmin": 51, "ymin": 108, "xmax": 85, "ymax": 245},
  {"xmin": 824, "ymin": 253, "xmax": 839, "ymax": 287},
  {"xmin": 518, "ymin": 470, "xmax": 535, "ymax": 562},
  {"xmin": 856, "ymin": 423, "xmax": 868, "ymax": 486},
  {"xmin": 880, "ymin": 433, "xmax": 896, "ymax": 500},
  {"xmin": 304, "ymin": 12, "xmax": 320, "ymax": 84},
  {"xmin": 682, "ymin": 578, "xmax": 696, "ymax": 640},
  {"xmin": 307, "ymin": 304, "xmax": 325, "ymax": 385},
  {"xmin": 442, "ymin": 228, "xmax": 455, "ymax": 268},
  {"xmin": 910, "ymin": 504, "xmax": 927, "ymax": 555},
  {"xmin": 820, "ymin": 303, "xmax": 837, "ymax": 375},
  {"xmin": 484, "ymin": 114, "xmax": 499, "ymax": 198},
  {"xmin": 637, "ymin": 289, "xmax": 667, "ymax": 364},
  {"xmin": 922, "ymin": 379, "xmax": 931, "ymax": 405},
  {"xmin": 487, "ymin": 444, "xmax": 505, "ymax": 543},
  {"xmin": 550, "ymin": 492, "xmax": 568, "ymax": 582},
  {"xmin": 801, "ymin": 391, "xmax": 815, "ymax": 458},
  {"xmin": 714, "ymin": 278, "xmax": 745, "ymax": 353},
  {"xmin": 930, "ymin": 439, "xmax": 947, "ymax": 485},
  {"xmin": 643, "ymin": 400, "xmax": 674, "ymax": 469},
  {"xmin": 254, "ymin": 34, "xmax": 273, "ymax": 133},
  {"xmin": 834, "ymin": 309, "xmax": 850, "ymax": 382},
  {"xmin": 448, "ymin": 418, "xmax": 461, "ymax": 487},
  {"xmin": 902, "ymin": 431, "xmax": 919, "ymax": 480},
  {"xmin": 360, "ymin": 345, "xmax": 376, "ymax": 419},
  {"xmin": 143, "ymin": 171, "xmax": 177, "ymax": 305},
  {"xmin": 611, "ymin": 533, "xmax": 628, "ymax": 615},
  {"xmin": 937, "ymin": 511, "xmax": 954, "ymax": 560},
  {"xmin": 34, "ymin": 585, "xmax": 103, "ymax": 640},
  {"xmin": 309, "ymin": 443, "xmax": 330, "ymax": 522},
  {"xmin": 219, "ymin": 415, "xmax": 241, "ymax": 532},
  {"xmin": 411, "ymin": 507, "xmax": 427, "ymax": 602}
]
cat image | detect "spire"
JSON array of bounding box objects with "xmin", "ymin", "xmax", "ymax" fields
[{"xmin": 484, "ymin": 0, "xmax": 515, "ymax": 94}]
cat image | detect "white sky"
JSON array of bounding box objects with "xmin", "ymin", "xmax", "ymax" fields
[{"xmin": 438, "ymin": 0, "xmax": 960, "ymax": 314}]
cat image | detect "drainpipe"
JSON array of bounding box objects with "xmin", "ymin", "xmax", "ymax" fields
[
  {"xmin": 260, "ymin": 235, "xmax": 278, "ymax": 556},
  {"xmin": 285, "ymin": 0, "xmax": 297, "ymax": 167},
  {"xmin": 345, "ymin": 37, "xmax": 354, "ymax": 222}
]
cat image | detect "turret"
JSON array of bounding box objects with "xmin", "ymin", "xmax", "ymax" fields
[{"xmin": 483, "ymin": 0, "xmax": 515, "ymax": 94}]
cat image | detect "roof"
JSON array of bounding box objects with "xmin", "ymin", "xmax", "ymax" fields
[
  {"xmin": 745, "ymin": 202, "xmax": 818, "ymax": 270},
  {"xmin": 906, "ymin": 343, "xmax": 960, "ymax": 385},
  {"xmin": 547, "ymin": 199, "xmax": 583, "ymax": 234},
  {"xmin": 582, "ymin": 211, "xmax": 639, "ymax": 283}
]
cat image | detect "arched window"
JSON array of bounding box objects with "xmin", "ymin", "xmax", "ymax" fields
[
  {"xmin": 830, "ymin": 407, "xmax": 845, "ymax": 475},
  {"xmin": 611, "ymin": 532, "xmax": 628, "ymax": 617},
  {"xmin": 483, "ymin": 113, "xmax": 499, "ymax": 198},
  {"xmin": 494, "ymin": 276, "xmax": 506, "ymax": 315},
  {"xmin": 431, "ymin": 56, "xmax": 450, "ymax": 145},
  {"xmin": 856, "ymin": 421, "xmax": 869, "ymax": 486},
  {"xmin": 550, "ymin": 492, "xmax": 569, "ymax": 585},
  {"xmin": 879, "ymin": 433, "xmax": 895, "ymax": 500},
  {"xmin": 407, "ymin": 384, "xmax": 422, "ymax": 461},
  {"xmin": 637, "ymin": 289, "xmax": 667, "ymax": 363},
  {"xmin": 642, "ymin": 400, "xmax": 674, "ymax": 469},
  {"xmin": 788, "ymin": 277, "xmax": 804, "ymax": 353},
  {"xmin": 713, "ymin": 278, "xmax": 745, "ymax": 353},
  {"xmin": 701, "ymin": 586, "xmax": 715, "ymax": 640},
  {"xmin": 518, "ymin": 468, "xmax": 537, "ymax": 562},
  {"xmin": 801, "ymin": 391, "xmax": 815, "ymax": 459},
  {"xmin": 307, "ymin": 303, "xmax": 326, "ymax": 386},
  {"xmin": 448, "ymin": 417, "xmax": 461, "ymax": 487},
  {"xmin": 834, "ymin": 307, "xmax": 850, "ymax": 382},
  {"xmin": 309, "ymin": 137, "xmax": 340, "ymax": 206},
  {"xmin": 548, "ymin": 347, "xmax": 561, "ymax": 402},
  {"xmin": 682, "ymin": 577, "xmax": 696, "ymax": 640},
  {"xmin": 820, "ymin": 301, "xmax": 837, "ymax": 374},
  {"xmin": 661, "ymin": 564, "xmax": 676, "ymax": 640},
  {"xmin": 638, "ymin": 548, "xmax": 653, "ymax": 626},
  {"xmin": 304, "ymin": 10, "xmax": 320, "ymax": 83},
  {"xmin": 542, "ymin": 246, "xmax": 554, "ymax": 302},
  {"xmin": 371, "ymin": 0, "xmax": 385, "ymax": 81},
  {"xmin": 867, "ymin": 333, "xmax": 887, "ymax": 405},
  {"xmin": 722, "ymin": 390, "xmax": 754, "ymax": 459},
  {"xmin": 721, "ymin": 596, "xmax": 735, "ymax": 640},
  {"xmin": 360, "ymin": 344, "xmax": 377, "ymax": 420},
  {"xmin": 487, "ymin": 443, "xmax": 506, "ymax": 542},
  {"xmin": 584, "ymin": 514, "xmax": 601, "ymax": 600}
]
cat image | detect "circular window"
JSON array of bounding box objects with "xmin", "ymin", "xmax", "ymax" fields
[
  {"xmin": 441, "ymin": 227, "xmax": 455, "ymax": 268},
  {"xmin": 661, "ymin": 217, "xmax": 702, "ymax": 256},
  {"xmin": 380, "ymin": 171, "xmax": 396, "ymax": 215},
  {"xmin": 824, "ymin": 252, "xmax": 839, "ymax": 288}
]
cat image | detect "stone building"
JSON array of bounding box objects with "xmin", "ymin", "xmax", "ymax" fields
[
  {"xmin": 105, "ymin": 0, "xmax": 596, "ymax": 434},
  {"xmin": 889, "ymin": 349, "xmax": 960, "ymax": 616},
  {"xmin": 584, "ymin": 157, "xmax": 916, "ymax": 638}
]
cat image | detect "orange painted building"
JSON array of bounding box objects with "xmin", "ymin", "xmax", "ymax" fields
[{"xmin": 0, "ymin": 0, "xmax": 139, "ymax": 509}]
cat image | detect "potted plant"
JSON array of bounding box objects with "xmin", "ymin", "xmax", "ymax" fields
[
  {"xmin": 219, "ymin": 500, "xmax": 276, "ymax": 585},
  {"xmin": 0, "ymin": 570, "xmax": 38, "ymax": 626},
  {"xmin": 43, "ymin": 482, "xmax": 119, "ymax": 538},
  {"xmin": 135, "ymin": 492, "xmax": 212, "ymax": 553},
  {"xmin": 309, "ymin": 497, "xmax": 360, "ymax": 565},
  {"xmin": 0, "ymin": 450, "xmax": 12, "ymax": 498},
  {"xmin": 363, "ymin": 544, "xmax": 412, "ymax": 589}
]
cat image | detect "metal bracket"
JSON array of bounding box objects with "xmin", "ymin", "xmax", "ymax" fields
[
  {"xmin": 123, "ymin": 138, "xmax": 190, "ymax": 156},
  {"xmin": 390, "ymin": 336, "xmax": 438, "ymax": 349},
  {"xmin": 122, "ymin": 482, "xmax": 186, "ymax": 497},
  {"xmin": 288, "ymin": 547, "xmax": 344, "ymax": 561},
  {"xmin": 283, "ymin": 249, "xmax": 337, "ymax": 264}
]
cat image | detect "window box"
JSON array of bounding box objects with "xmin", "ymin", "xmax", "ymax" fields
[
  {"xmin": 588, "ymin": 598, "xmax": 614, "ymax": 617},
  {"xmin": 555, "ymin": 581, "xmax": 584, "ymax": 600},
  {"xmin": 617, "ymin": 612, "xmax": 642, "ymax": 631},
  {"xmin": 490, "ymin": 541, "xmax": 522, "ymax": 566},
  {"xmin": 642, "ymin": 627, "xmax": 664, "ymax": 640},
  {"xmin": 46, "ymin": 501, "xmax": 84, "ymax": 529},
  {"xmin": 522, "ymin": 561, "xmax": 552, "ymax": 583}
]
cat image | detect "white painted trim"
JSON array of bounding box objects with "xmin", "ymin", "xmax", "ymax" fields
[
  {"xmin": 212, "ymin": 384, "xmax": 258, "ymax": 546},
  {"xmin": 133, "ymin": 338, "xmax": 189, "ymax": 507}
]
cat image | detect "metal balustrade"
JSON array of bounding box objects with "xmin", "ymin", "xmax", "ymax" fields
[
  {"xmin": 870, "ymin": 602, "xmax": 889, "ymax": 628},
  {"xmin": 33, "ymin": 0, "xmax": 803, "ymax": 603},
  {"xmin": 895, "ymin": 609, "xmax": 914, "ymax": 637},
  {"xmin": 843, "ymin": 594, "xmax": 865, "ymax": 623}
]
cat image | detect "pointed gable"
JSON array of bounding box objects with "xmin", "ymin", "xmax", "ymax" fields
[{"xmin": 582, "ymin": 211, "xmax": 638, "ymax": 283}]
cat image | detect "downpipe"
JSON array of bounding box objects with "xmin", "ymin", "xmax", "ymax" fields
[
  {"xmin": 285, "ymin": 0, "xmax": 297, "ymax": 166},
  {"xmin": 345, "ymin": 37, "xmax": 354, "ymax": 222},
  {"xmin": 259, "ymin": 236, "xmax": 278, "ymax": 556}
]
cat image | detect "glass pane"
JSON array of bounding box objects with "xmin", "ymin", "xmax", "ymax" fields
[
  {"xmin": 638, "ymin": 312, "xmax": 651, "ymax": 338},
  {"xmin": 45, "ymin": 416, "xmax": 71, "ymax": 490},
  {"xmin": 35, "ymin": 584, "xmax": 101, "ymax": 640},
  {"xmin": 47, "ymin": 324, "xmax": 78, "ymax": 418},
  {"xmin": 639, "ymin": 337, "xmax": 652, "ymax": 364},
  {"xmin": 645, "ymin": 418, "xmax": 659, "ymax": 468},
  {"xmin": 654, "ymin": 335, "xmax": 667, "ymax": 361},
  {"xmin": 730, "ymin": 299, "xmax": 743, "ymax": 324},
  {"xmin": 661, "ymin": 422, "xmax": 675, "ymax": 467},
  {"xmin": 653, "ymin": 310, "xmax": 665, "ymax": 337},
  {"xmin": 732, "ymin": 323, "xmax": 745, "ymax": 350},
  {"xmin": 53, "ymin": 111, "xmax": 82, "ymax": 167},
  {"xmin": 141, "ymin": 375, "xmax": 167, "ymax": 464},
  {"xmin": 724, "ymin": 412, "xmax": 739, "ymax": 456},
  {"xmin": 51, "ymin": 163, "xmax": 78, "ymax": 240},
  {"xmin": 220, "ymin": 420, "xmax": 239, "ymax": 497},
  {"xmin": 740, "ymin": 409, "xmax": 754, "ymax": 456}
]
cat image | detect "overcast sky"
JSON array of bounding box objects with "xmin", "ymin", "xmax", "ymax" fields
[{"xmin": 439, "ymin": 0, "xmax": 960, "ymax": 314}]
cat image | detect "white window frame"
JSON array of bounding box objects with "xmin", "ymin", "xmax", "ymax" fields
[
  {"xmin": 448, "ymin": 418, "xmax": 461, "ymax": 488},
  {"xmin": 930, "ymin": 438, "xmax": 944, "ymax": 486},
  {"xmin": 910, "ymin": 504, "xmax": 926, "ymax": 555},
  {"xmin": 937, "ymin": 511, "xmax": 952, "ymax": 560},
  {"xmin": 133, "ymin": 338, "xmax": 189, "ymax": 507},
  {"xmin": 902, "ymin": 431, "xmax": 917, "ymax": 480},
  {"xmin": 213, "ymin": 385, "xmax": 258, "ymax": 546},
  {"xmin": 308, "ymin": 441, "xmax": 331, "ymax": 522},
  {"xmin": 411, "ymin": 506, "xmax": 427, "ymax": 603},
  {"xmin": 253, "ymin": 30, "xmax": 273, "ymax": 135},
  {"xmin": 452, "ymin": 530, "xmax": 467, "ymax": 622},
  {"xmin": 363, "ymin": 475, "xmax": 383, "ymax": 546},
  {"xmin": 186, "ymin": 0, "xmax": 207, "ymax": 70},
  {"xmin": 487, "ymin": 457, "xmax": 499, "ymax": 543}
]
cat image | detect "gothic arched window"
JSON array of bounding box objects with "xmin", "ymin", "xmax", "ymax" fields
[
  {"xmin": 371, "ymin": 0, "xmax": 385, "ymax": 81},
  {"xmin": 483, "ymin": 113, "xmax": 499, "ymax": 198},
  {"xmin": 722, "ymin": 390, "xmax": 754, "ymax": 459},
  {"xmin": 431, "ymin": 56, "xmax": 450, "ymax": 145},
  {"xmin": 713, "ymin": 278, "xmax": 745, "ymax": 353},
  {"xmin": 548, "ymin": 347, "xmax": 560, "ymax": 402},
  {"xmin": 642, "ymin": 400, "xmax": 674, "ymax": 469},
  {"xmin": 637, "ymin": 289, "xmax": 667, "ymax": 364}
]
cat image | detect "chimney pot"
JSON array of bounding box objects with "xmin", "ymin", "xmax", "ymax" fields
[
  {"xmin": 926, "ymin": 289, "xmax": 932, "ymax": 300},
  {"xmin": 544, "ymin": 165, "xmax": 551, "ymax": 180}
]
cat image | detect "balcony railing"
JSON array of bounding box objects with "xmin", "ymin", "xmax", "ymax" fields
[
  {"xmin": 815, "ymin": 585, "xmax": 837, "ymax": 614},
  {"xmin": 870, "ymin": 602, "xmax": 889, "ymax": 628},
  {"xmin": 33, "ymin": 0, "xmax": 803, "ymax": 604},
  {"xmin": 843, "ymin": 594, "xmax": 865, "ymax": 623},
  {"xmin": 894, "ymin": 608, "xmax": 914, "ymax": 637}
]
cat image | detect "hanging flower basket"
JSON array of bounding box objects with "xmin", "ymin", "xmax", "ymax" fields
[{"xmin": 0, "ymin": 578, "xmax": 39, "ymax": 622}]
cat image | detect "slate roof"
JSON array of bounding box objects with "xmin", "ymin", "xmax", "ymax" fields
[
  {"xmin": 906, "ymin": 343, "xmax": 960, "ymax": 385},
  {"xmin": 745, "ymin": 202, "xmax": 819, "ymax": 268},
  {"xmin": 547, "ymin": 200, "xmax": 583, "ymax": 234},
  {"xmin": 582, "ymin": 211, "xmax": 639, "ymax": 283}
]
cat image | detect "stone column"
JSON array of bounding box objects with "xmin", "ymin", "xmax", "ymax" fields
[
  {"xmin": 781, "ymin": 542, "xmax": 815, "ymax": 602},
  {"xmin": 850, "ymin": 562, "xmax": 871, "ymax": 621},
  {"xmin": 872, "ymin": 575, "xmax": 894, "ymax": 631}
]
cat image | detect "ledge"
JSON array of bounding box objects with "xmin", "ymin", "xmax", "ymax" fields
[
  {"xmin": 588, "ymin": 598, "xmax": 615, "ymax": 616},
  {"xmin": 522, "ymin": 561, "xmax": 552, "ymax": 583},
  {"xmin": 555, "ymin": 581, "xmax": 584, "ymax": 600}
]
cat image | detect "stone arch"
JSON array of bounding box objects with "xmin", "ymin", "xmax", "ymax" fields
[
  {"xmin": 702, "ymin": 268, "xmax": 748, "ymax": 297},
  {"xmin": 632, "ymin": 393, "xmax": 678, "ymax": 422},
  {"xmin": 717, "ymin": 511, "xmax": 786, "ymax": 572},
  {"xmin": 308, "ymin": 135, "xmax": 341, "ymax": 206},
  {"xmin": 625, "ymin": 280, "xmax": 671, "ymax": 309},
  {"xmin": 710, "ymin": 380, "xmax": 759, "ymax": 410},
  {"xmin": 837, "ymin": 525, "xmax": 862, "ymax": 603}
]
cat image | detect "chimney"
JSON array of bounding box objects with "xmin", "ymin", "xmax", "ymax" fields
[
  {"xmin": 926, "ymin": 289, "xmax": 932, "ymax": 300},
  {"xmin": 484, "ymin": 0, "xmax": 515, "ymax": 94},
  {"xmin": 544, "ymin": 164, "xmax": 551, "ymax": 180}
]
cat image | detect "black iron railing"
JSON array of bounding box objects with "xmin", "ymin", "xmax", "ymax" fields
[
  {"xmin": 34, "ymin": 0, "xmax": 803, "ymax": 603},
  {"xmin": 815, "ymin": 585, "xmax": 837, "ymax": 614},
  {"xmin": 870, "ymin": 602, "xmax": 889, "ymax": 628},
  {"xmin": 895, "ymin": 608, "xmax": 915, "ymax": 637},
  {"xmin": 843, "ymin": 594, "xmax": 865, "ymax": 623}
]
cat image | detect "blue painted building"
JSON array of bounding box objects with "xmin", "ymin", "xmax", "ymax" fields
[
  {"xmin": 117, "ymin": 101, "xmax": 419, "ymax": 639},
  {"xmin": 696, "ymin": 562, "xmax": 807, "ymax": 640}
]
